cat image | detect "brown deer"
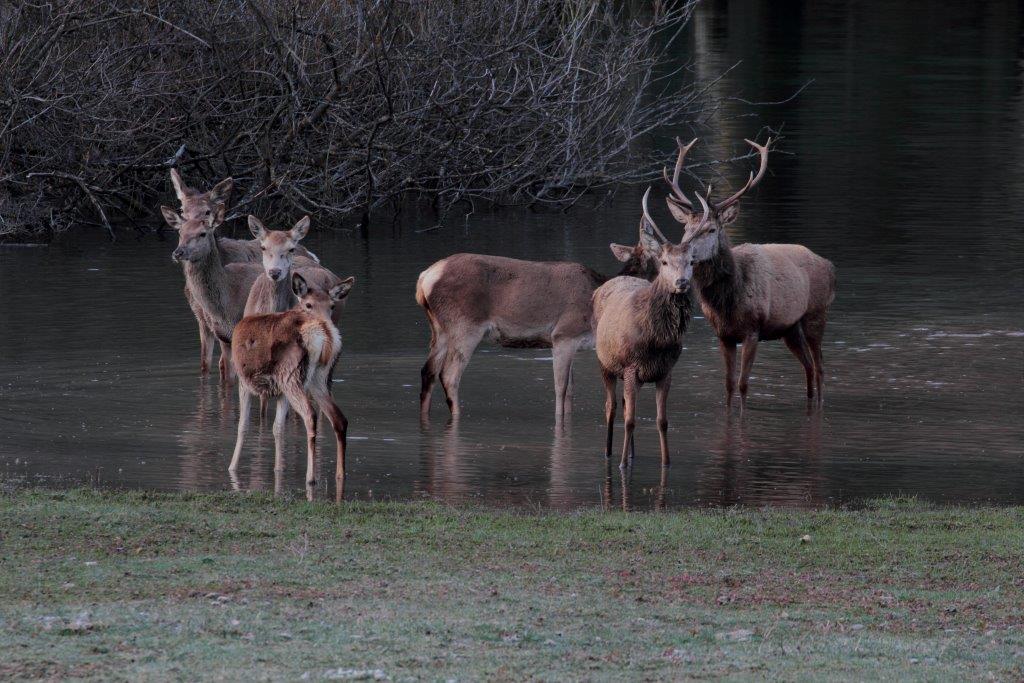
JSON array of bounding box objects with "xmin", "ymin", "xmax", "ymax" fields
[
  {"xmin": 168, "ymin": 169, "xmax": 319, "ymax": 379},
  {"xmin": 662, "ymin": 137, "xmax": 836, "ymax": 406},
  {"xmin": 229, "ymin": 272, "xmax": 355, "ymax": 486},
  {"xmin": 593, "ymin": 188, "xmax": 708, "ymax": 469},
  {"xmin": 416, "ymin": 232, "xmax": 658, "ymax": 423},
  {"xmin": 161, "ymin": 205, "xmax": 263, "ymax": 380},
  {"xmin": 244, "ymin": 215, "xmax": 345, "ymax": 326}
]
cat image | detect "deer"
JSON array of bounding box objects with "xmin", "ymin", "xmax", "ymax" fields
[
  {"xmin": 229, "ymin": 272, "xmax": 355, "ymax": 486},
  {"xmin": 244, "ymin": 215, "xmax": 345, "ymax": 326},
  {"xmin": 167, "ymin": 168, "xmax": 318, "ymax": 379},
  {"xmin": 161, "ymin": 204, "xmax": 263, "ymax": 381},
  {"xmin": 593, "ymin": 188, "xmax": 708, "ymax": 469},
  {"xmin": 415, "ymin": 231, "xmax": 659, "ymax": 423},
  {"xmin": 662, "ymin": 137, "xmax": 836, "ymax": 407}
]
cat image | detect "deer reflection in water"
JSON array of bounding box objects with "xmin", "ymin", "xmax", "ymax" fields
[{"xmin": 697, "ymin": 411, "xmax": 824, "ymax": 507}]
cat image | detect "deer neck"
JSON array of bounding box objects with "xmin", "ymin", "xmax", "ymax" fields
[
  {"xmin": 638, "ymin": 277, "xmax": 691, "ymax": 341},
  {"xmin": 183, "ymin": 244, "xmax": 230, "ymax": 322},
  {"xmin": 693, "ymin": 240, "xmax": 740, "ymax": 324},
  {"xmin": 270, "ymin": 273, "xmax": 296, "ymax": 312}
]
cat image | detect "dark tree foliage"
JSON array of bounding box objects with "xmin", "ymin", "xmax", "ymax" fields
[{"xmin": 0, "ymin": 0, "xmax": 722, "ymax": 239}]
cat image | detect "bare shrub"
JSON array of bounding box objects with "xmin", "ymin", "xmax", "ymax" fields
[{"xmin": 1, "ymin": 0, "xmax": 720, "ymax": 240}]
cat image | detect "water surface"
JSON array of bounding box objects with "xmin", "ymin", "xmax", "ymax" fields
[{"xmin": 1, "ymin": 0, "xmax": 1022, "ymax": 508}]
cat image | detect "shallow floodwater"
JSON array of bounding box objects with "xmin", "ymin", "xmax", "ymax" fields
[{"xmin": 1, "ymin": 1, "xmax": 1022, "ymax": 509}]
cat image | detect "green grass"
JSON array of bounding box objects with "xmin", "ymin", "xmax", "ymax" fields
[{"xmin": 1, "ymin": 489, "xmax": 1021, "ymax": 681}]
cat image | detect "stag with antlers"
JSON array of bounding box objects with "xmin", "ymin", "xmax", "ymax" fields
[{"xmin": 663, "ymin": 137, "xmax": 836, "ymax": 407}]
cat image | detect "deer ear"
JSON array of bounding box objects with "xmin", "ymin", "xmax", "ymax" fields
[
  {"xmin": 719, "ymin": 204, "xmax": 740, "ymax": 226},
  {"xmin": 330, "ymin": 276, "xmax": 355, "ymax": 301},
  {"xmin": 609, "ymin": 243, "xmax": 634, "ymax": 263},
  {"xmin": 160, "ymin": 206, "xmax": 182, "ymax": 229},
  {"xmin": 665, "ymin": 197, "xmax": 693, "ymax": 224},
  {"xmin": 290, "ymin": 216, "xmax": 310, "ymax": 241},
  {"xmin": 248, "ymin": 215, "xmax": 266, "ymax": 240},
  {"xmin": 639, "ymin": 220, "xmax": 663, "ymax": 256},
  {"xmin": 291, "ymin": 272, "xmax": 309, "ymax": 297},
  {"xmin": 208, "ymin": 177, "xmax": 233, "ymax": 206},
  {"xmin": 169, "ymin": 169, "xmax": 188, "ymax": 202}
]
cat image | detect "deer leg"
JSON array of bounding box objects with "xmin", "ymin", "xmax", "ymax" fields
[
  {"xmin": 565, "ymin": 357, "xmax": 575, "ymax": 416},
  {"xmin": 738, "ymin": 335, "xmax": 759, "ymax": 408},
  {"xmin": 720, "ymin": 340, "xmax": 738, "ymax": 407},
  {"xmin": 602, "ymin": 370, "xmax": 617, "ymax": 459},
  {"xmin": 198, "ymin": 321, "xmax": 214, "ymax": 376},
  {"xmin": 218, "ymin": 340, "xmax": 234, "ymax": 384},
  {"xmin": 808, "ymin": 336, "xmax": 825, "ymax": 405},
  {"xmin": 802, "ymin": 315, "xmax": 827, "ymax": 406},
  {"xmin": 420, "ymin": 328, "xmax": 448, "ymax": 421},
  {"xmin": 552, "ymin": 339, "xmax": 575, "ymax": 424},
  {"xmin": 288, "ymin": 392, "xmax": 318, "ymax": 487},
  {"xmin": 655, "ymin": 374, "xmax": 671, "ymax": 468},
  {"xmin": 229, "ymin": 385, "xmax": 252, "ymax": 473},
  {"xmin": 620, "ymin": 371, "xmax": 638, "ymax": 469},
  {"xmin": 314, "ymin": 391, "xmax": 348, "ymax": 480},
  {"xmin": 439, "ymin": 327, "xmax": 484, "ymax": 420},
  {"xmin": 783, "ymin": 325, "xmax": 815, "ymax": 401},
  {"xmin": 272, "ymin": 396, "xmax": 289, "ymax": 472},
  {"xmin": 186, "ymin": 289, "xmax": 213, "ymax": 376}
]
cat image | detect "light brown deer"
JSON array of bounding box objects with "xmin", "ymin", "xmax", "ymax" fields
[
  {"xmin": 162, "ymin": 205, "xmax": 262, "ymax": 380},
  {"xmin": 593, "ymin": 189, "xmax": 707, "ymax": 468},
  {"xmin": 416, "ymin": 232, "xmax": 659, "ymax": 422},
  {"xmin": 229, "ymin": 272, "xmax": 355, "ymax": 486},
  {"xmin": 168, "ymin": 169, "xmax": 319, "ymax": 379},
  {"xmin": 244, "ymin": 215, "xmax": 345, "ymax": 326},
  {"xmin": 663, "ymin": 137, "xmax": 836, "ymax": 406}
]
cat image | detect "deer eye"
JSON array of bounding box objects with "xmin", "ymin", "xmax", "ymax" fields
[
  {"xmin": 198, "ymin": 231, "xmax": 207, "ymax": 237},
  {"xmin": 289, "ymin": 248, "xmax": 295, "ymax": 253},
  {"xmin": 305, "ymin": 303, "xmax": 312, "ymax": 310},
  {"xmin": 661, "ymin": 260, "xmax": 667, "ymax": 266},
  {"xmin": 205, "ymin": 210, "xmax": 211, "ymax": 216},
  {"xmin": 260, "ymin": 246, "xmax": 266, "ymax": 251}
]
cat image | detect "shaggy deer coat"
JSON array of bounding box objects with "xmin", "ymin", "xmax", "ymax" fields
[
  {"xmin": 168, "ymin": 169, "xmax": 318, "ymax": 378},
  {"xmin": 415, "ymin": 234, "xmax": 658, "ymax": 422},
  {"xmin": 230, "ymin": 273, "xmax": 354, "ymax": 487},
  {"xmin": 593, "ymin": 188, "xmax": 704, "ymax": 468},
  {"xmin": 663, "ymin": 137, "xmax": 836, "ymax": 405}
]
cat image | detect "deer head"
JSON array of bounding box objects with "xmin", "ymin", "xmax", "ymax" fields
[
  {"xmin": 162, "ymin": 203, "xmax": 226, "ymax": 263},
  {"xmin": 609, "ymin": 227, "xmax": 662, "ymax": 279},
  {"xmin": 291, "ymin": 272, "xmax": 355, "ymax": 320},
  {"xmin": 249, "ymin": 215, "xmax": 310, "ymax": 282},
  {"xmin": 637, "ymin": 186, "xmax": 709, "ymax": 295},
  {"xmin": 170, "ymin": 168, "xmax": 233, "ymax": 224},
  {"xmin": 663, "ymin": 137, "xmax": 771, "ymax": 261}
]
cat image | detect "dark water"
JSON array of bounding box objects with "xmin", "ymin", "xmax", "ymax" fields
[{"xmin": 1, "ymin": 0, "xmax": 1022, "ymax": 509}]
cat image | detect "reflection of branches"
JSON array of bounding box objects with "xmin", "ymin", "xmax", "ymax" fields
[{"xmin": 1, "ymin": 0, "xmax": 743, "ymax": 239}]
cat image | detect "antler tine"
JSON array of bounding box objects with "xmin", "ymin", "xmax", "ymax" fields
[
  {"xmin": 714, "ymin": 137, "xmax": 771, "ymax": 211},
  {"xmin": 663, "ymin": 136, "xmax": 698, "ymax": 209},
  {"xmin": 681, "ymin": 187, "xmax": 713, "ymax": 245},
  {"xmin": 641, "ymin": 187, "xmax": 669, "ymax": 243}
]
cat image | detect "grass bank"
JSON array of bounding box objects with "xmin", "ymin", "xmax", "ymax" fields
[{"xmin": 0, "ymin": 489, "xmax": 1021, "ymax": 680}]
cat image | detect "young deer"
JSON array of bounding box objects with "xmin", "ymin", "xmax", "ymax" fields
[
  {"xmin": 416, "ymin": 232, "xmax": 658, "ymax": 423},
  {"xmin": 229, "ymin": 272, "xmax": 355, "ymax": 485},
  {"xmin": 162, "ymin": 205, "xmax": 263, "ymax": 380},
  {"xmin": 168, "ymin": 169, "xmax": 319, "ymax": 378},
  {"xmin": 244, "ymin": 216, "xmax": 345, "ymax": 326},
  {"xmin": 663, "ymin": 137, "xmax": 836, "ymax": 406},
  {"xmin": 593, "ymin": 189, "xmax": 708, "ymax": 468}
]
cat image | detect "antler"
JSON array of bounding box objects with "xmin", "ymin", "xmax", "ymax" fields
[
  {"xmin": 641, "ymin": 187, "xmax": 669, "ymax": 243},
  {"xmin": 681, "ymin": 188, "xmax": 712, "ymax": 245},
  {"xmin": 663, "ymin": 137, "xmax": 698, "ymax": 210},
  {"xmin": 713, "ymin": 138, "xmax": 771, "ymax": 211}
]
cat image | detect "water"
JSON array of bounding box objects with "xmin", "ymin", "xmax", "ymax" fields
[{"xmin": 1, "ymin": 0, "xmax": 1022, "ymax": 509}]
